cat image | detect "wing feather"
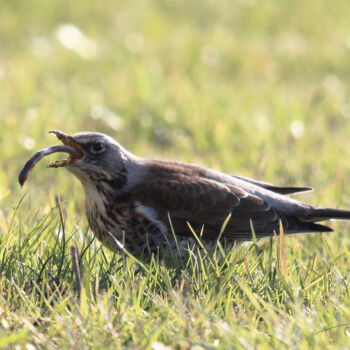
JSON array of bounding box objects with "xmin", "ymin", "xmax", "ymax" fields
[
  {"xmin": 131, "ymin": 175, "xmax": 282, "ymax": 240},
  {"xmin": 233, "ymin": 175, "xmax": 312, "ymax": 194}
]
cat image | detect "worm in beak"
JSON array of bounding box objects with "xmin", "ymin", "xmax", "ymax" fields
[{"xmin": 18, "ymin": 132, "xmax": 83, "ymax": 187}]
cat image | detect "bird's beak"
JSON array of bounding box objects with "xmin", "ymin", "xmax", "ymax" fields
[
  {"xmin": 48, "ymin": 130, "xmax": 84, "ymax": 168},
  {"xmin": 18, "ymin": 131, "xmax": 84, "ymax": 186}
]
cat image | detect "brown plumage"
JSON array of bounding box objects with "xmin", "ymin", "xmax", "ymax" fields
[{"xmin": 19, "ymin": 131, "xmax": 350, "ymax": 261}]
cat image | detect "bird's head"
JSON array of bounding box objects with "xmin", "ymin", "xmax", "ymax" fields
[{"xmin": 48, "ymin": 130, "xmax": 131, "ymax": 187}]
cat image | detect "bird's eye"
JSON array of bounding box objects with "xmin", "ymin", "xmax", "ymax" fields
[{"xmin": 89, "ymin": 142, "xmax": 105, "ymax": 154}]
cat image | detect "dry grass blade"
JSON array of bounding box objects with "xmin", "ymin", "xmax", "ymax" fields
[
  {"xmin": 70, "ymin": 245, "xmax": 81, "ymax": 300},
  {"xmin": 279, "ymin": 220, "xmax": 288, "ymax": 283}
]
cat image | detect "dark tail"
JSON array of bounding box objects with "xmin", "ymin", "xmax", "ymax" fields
[{"xmin": 307, "ymin": 207, "xmax": 350, "ymax": 222}]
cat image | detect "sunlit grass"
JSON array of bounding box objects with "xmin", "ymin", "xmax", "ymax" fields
[
  {"xmin": 2, "ymin": 202, "xmax": 350, "ymax": 348},
  {"xmin": 1, "ymin": 0, "xmax": 350, "ymax": 348}
]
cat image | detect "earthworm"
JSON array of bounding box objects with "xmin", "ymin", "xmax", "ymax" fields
[{"xmin": 18, "ymin": 145, "xmax": 82, "ymax": 187}]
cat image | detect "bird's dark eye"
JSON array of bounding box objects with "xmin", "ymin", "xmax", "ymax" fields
[{"xmin": 89, "ymin": 142, "xmax": 105, "ymax": 154}]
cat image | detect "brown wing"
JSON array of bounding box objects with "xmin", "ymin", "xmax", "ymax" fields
[
  {"xmin": 233, "ymin": 175, "xmax": 312, "ymax": 195},
  {"xmin": 131, "ymin": 176, "xmax": 297, "ymax": 240}
]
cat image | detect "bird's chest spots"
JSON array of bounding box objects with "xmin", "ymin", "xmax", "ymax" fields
[
  {"xmin": 84, "ymin": 185, "xmax": 129, "ymax": 239},
  {"xmin": 86, "ymin": 199, "xmax": 129, "ymax": 235}
]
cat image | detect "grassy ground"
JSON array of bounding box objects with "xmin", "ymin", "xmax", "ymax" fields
[{"xmin": 1, "ymin": 0, "xmax": 350, "ymax": 348}]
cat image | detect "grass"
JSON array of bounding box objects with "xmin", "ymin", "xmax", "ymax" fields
[{"xmin": 1, "ymin": 0, "xmax": 350, "ymax": 348}]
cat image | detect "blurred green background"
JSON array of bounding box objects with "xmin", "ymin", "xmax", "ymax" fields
[
  {"xmin": 1, "ymin": 0, "xmax": 350, "ymax": 229},
  {"xmin": 3, "ymin": 1, "xmax": 350, "ymax": 348}
]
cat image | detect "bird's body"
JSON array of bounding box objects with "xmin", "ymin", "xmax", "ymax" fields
[{"xmin": 19, "ymin": 131, "xmax": 350, "ymax": 261}]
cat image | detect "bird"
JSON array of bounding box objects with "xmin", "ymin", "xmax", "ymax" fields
[{"xmin": 19, "ymin": 130, "xmax": 350, "ymax": 262}]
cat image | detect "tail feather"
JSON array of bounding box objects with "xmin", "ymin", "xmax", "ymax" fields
[
  {"xmin": 301, "ymin": 222, "xmax": 333, "ymax": 233},
  {"xmin": 307, "ymin": 207, "xmax": 350, "ymax": 222}
]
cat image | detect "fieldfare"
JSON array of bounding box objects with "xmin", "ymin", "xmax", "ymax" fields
[{"xmin": 19, "ymin": 131, "xmax": 350, "ymax": 261}]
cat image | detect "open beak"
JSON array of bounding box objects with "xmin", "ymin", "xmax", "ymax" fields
[
  {"xmin": 18, "ymin": 131, "xmax": 84, "ymax": 187},
  {"xmin": 48, "ymin": 130, "xmax": 84, "ymax": 168}
]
